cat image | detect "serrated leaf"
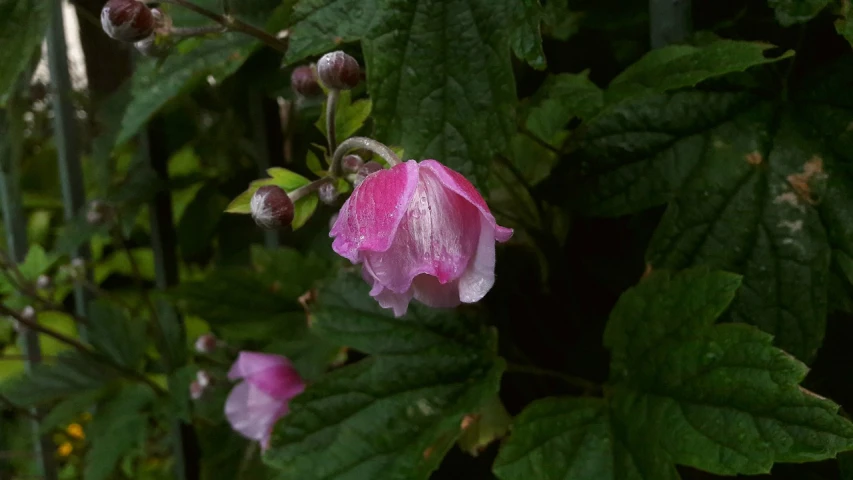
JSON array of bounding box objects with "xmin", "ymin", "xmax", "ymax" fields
[
  {"xmin": 607, "ymin": 40, "xmax": 793, "ymax": 102},
  {"xmin": 315, "ymin": 90, "xmax": 373, "ymax": 144},
  {"xmin": 284, "ymin": 0, "xmax": 378, "ymax": 62},
  {"xmin": 87, "ymin": 301, "xmax": 146, "ymax": 369},
  {"xmin": 364, "ymin": 0, "xmax": 516, "ymax": 189},
  {"xmin": 85, "ymin": 384, "xmax": 154, "ymax": 480},
  {"xmin": 608, "ymin": 269, "xmax": 853, "ymax": 475},
  {"xmin": 0, "ymin": 351, "xmax": 118, "ymax": 406},
  {"xmin": 117, "ymin": 35, "xmax": 258, "ymax": 145},
  {"xmin": 493, "ymin": 397, "xmax": 679, "ymax": 480},
  {"xmin": 0, "ymin": 0, "xmax": 50, "ymax": 104},
  {"xmin": 264, "ymin": 271, "xmax": 505, "ymax": 480},
  {"xmin": 525, "ymin": 72, "xmax": 603, "ymax": 145},
  {"xmin": 575, "ymin": 55, "xmax": 853, "ymax": 360},
  {"xmin": 509, "ymin": 0, "xmax": 546, "ymax": 70},
  {"xmin": 769, "ymin": 0, "xmax": 830, "ymax": 26}
]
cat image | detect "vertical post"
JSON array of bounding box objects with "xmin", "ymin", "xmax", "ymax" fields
[
  {"xmin": 0, "ymin": 107, "xmax": 58, "ymax": 479},
  {"xmin": 141, "ymin": 117, "xmax": 200, "ymax": 480},
  {"xmin": 47, "ymin": 0, "xmax": 89, "ymax": 320},
  {"xmin": 249, "ymin": 92, "xmax": 279, "ymax": 249},
  {"xmin": 649, "ymin": 0, "xmax": 692, "ymax": 48}
]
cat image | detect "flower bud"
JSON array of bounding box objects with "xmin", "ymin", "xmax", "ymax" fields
[
  {"xmin": 134, "ymin": 34, "xmax": 170, "ymax": 58},
  {"xmin": 318, "ymin": 182, "xmax": 339, "ymax": 205},
  {"xmin": 36, "ymin": 274, "xmax": 52, "ymax": 290},
  {"xmin": 317, "ymin": 51, "xmax": 360, "ymax": 90},
  {"xmin": 101, "ymin": 0, "xmax": 155, "ymax": 42},
  {"xmin": 20, "ymin": 306, "xmax": 36, "ymax": 322},
  {"xmin": 354, "ymin": 161, "xmax": 383, "ymax": 187},
  {"xmin": 196, "ymin": 370, "xmax": 212, "ymax": 388},
  {"xmin": 341, "ymin": 154, "xmax": 364, "ymax": 174},
  {"xmin": 194, "ymin": 333, "xmax": 219, "ymax": 354},
  {"xmin": 251, "ymin": 185, "xmax": 294, "ymax": 230},
  {"xmin": 291, "ymin": 65, "xmax": 322, "ymax": 97},
  {"xmin": 86, "ymin": 200, "xmax": 114, "ymax": 226},
  {"xmin": 189, "ymin": 380, "xmax": 205, "ymax": 400}
]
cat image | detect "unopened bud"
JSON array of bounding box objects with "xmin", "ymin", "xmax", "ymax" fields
[
  {"xmin": 151, "ymin": 8, "xmax": 171, "ymax": 32},
  {"xmin": 251, "ymin": 185, "xmax": 294, "ymax": 230},
  {"xmin": 20, "ymin": 306, "xmax": 36, "ymax": 322},
  {"xmin": 101, "ymin": 0, "xmax": 155, "ymax": 42},
  {"xmin": 86, "ymin": 200, "xmax": 114, "ymax": 226},
  {"xmin": 36, "ymin": 275, "xmax": 52, "ymax": 290},
  {"xmin": 196, "ymin": 370, "xmax": 211, "ymax": 388},
  {"xmin": 189, "ymin": 380, "xmax": 204, "ymax": 400},
  {"xmin": 341, "ymin": 154, "xmax": 364, "ymax": 174},
  {"xmin": 354, "ymin": 161, "xmax": 383, "ymax": 187},
  {"xmin": 134, "ymin": 34, "xmax": 170, "ymax": 57},
  {"xmin": 318, "ymin": 182, "xmax": 339, "ymax": 205},
  {"xmin": 291, "ymin": 65, "xmax": 322, "ymax": 97},
  {"xmin": 317, "ymin": 51, "xmax": 360, "ymax": 90},
  {"xmin": 194, "ymin": 333, "xmax": 218, "ymax": 354}
]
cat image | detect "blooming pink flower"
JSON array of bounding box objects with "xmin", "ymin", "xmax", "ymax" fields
[
  {"xmin": 330, "ymin": 160, "xmax": 512, "ymax": 316},
  {"xmin": 224, "ymin": 352, "xmax": 305, "ymax": 450}
]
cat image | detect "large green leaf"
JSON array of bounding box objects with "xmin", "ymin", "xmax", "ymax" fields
[
  {"xmin": 509, "ymin": 0, "xmax": 546, "ymax": 70},
  {"xmin": 264, "ymin": 272, "xmax": 505, "ymax": 480},
  {"xmin": 0, "ymin": 351, "xmax": 119, "ymax": 406},
  {"xmin": 284, "ymin": 0, "xmax": 378, "ymax": 62},
  {"xmin": 116, "ymin": 34, "xmax": 258, "ymax": 145},
  {"xmin": 573, "ymin": 57, "xmax": 853, "ymax": 361},
  {"xmin": 87, "ymin": 300, "xmax": 146, "ymax": 369},
  {"xmin": 0, "ymin": 0, "xmax": 49, "ymax": 104},
  {"xmin": 363, "ymin": 0, "xmax": 517, "ymax": 189},
  {"xmin": 768, "ymin": 0, "xmax": 830, "ymax": 26}
]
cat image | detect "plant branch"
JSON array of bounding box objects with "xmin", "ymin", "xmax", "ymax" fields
[
  {"xmin": 152, "ymin": 0, "xmax": 289, "ymax": 53},
  {"xmin": 330, "ymin": 136, "xmax": 401, "ymax": 177},
  {"xmin": 288, "ymin": 177, "xmax": 334, "ymax": 202},
  {"xmin": 325, "ymin": 89, "xmax": 340, "ymax": 156},
  {"xmin": 506, "ymin": 363, "xmax": 601, "ymax": 394}
]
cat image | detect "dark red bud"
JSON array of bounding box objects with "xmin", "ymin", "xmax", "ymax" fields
[
  {"xmin": 341, "ymin": 154, "xmax": 364, "ymax": 174},
  {"xmin": 251, "ymin": 185, "xmax": 294, "ymax": 229},
  {"xmin": 318, "ymin": 182, "xmax": 339, "ymax": 205},
  {"xmin": 317, "ymin": 51, "xmax": 360, "ymax": 90},
  {"xmin": 354, "ymin": 161, "xmax": 383, "ymax": 187},
  {"xmin": 291, "ymin": 65, "xmax": 322, "ymax": 97},
  {"xmin": 101, "ymin": 0, "xmax": 155, "ymax": 42}
]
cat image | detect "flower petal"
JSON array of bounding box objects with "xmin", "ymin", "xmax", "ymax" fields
[
  {"xmin": 330, "ymin": 160, "xmax": 419, "ymax": 262},
  {"xmin": 361, "ymin": 167, "xmax": 481, "ymax": 292},
  {"xmin": 458, "ymin": 215, "xmax": 497, "ymax": 303},
  {"xmin": 225, "ymin": 381, "xmax": 290, "ymax": 449},
  {"xmin": 412, "ymin": 275, "xmax": 461, "ymax": 309},
  {"xmin": 227, "ymin": 352, "xmax": 291, "ymax": 381},
  {"xmin": 418, "ymin": 160, "xmax": 513, "ymax": 243}
]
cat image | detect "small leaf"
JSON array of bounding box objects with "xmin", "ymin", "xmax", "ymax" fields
[
  {"xmin": 509, "ymin": 0, "xmax": 546, "ymax": 70},
  {"xmin": 18, "ymin": 244, "xmax": 57, "ymax": 280},
  {"xmin": 87, "ymin": 300, "xmax": 146, "ymax": 369},
  {"xmin": 769, "ymin": 0, "xmax": 830, "ymax": 26},
  {"xmin": 525, "ymin": 72, "xmax": 603, "ymax": 145},
  {"xmin": 0, "ymin": 351, "xmax": 119, "ymax": 406},
  {"xmin": 457, "ymin": 396, "xmax": 511, "ymax": 456},
  {"xmin": 315, "ymin": 90, "xmax": 373, "ymax": 144},
  {"xmin": 39, "ymin": 389, "xmax": 104, "ymax": 434},
  {"xmin": 0, "ymin": 0, "xmax": 50, "ymax": 103},
  {"xmin": 306, "ymin": 150, "xmax": 326, "ymax": 177}
]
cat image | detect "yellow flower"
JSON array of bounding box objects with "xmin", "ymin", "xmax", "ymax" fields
[
  {"xmin": 57, "ymin": 442, "xmax": 73, "ymax": 457},
  {"xmin": 66, "ymin": 423, "xmax": 85, "ymax": 440}
]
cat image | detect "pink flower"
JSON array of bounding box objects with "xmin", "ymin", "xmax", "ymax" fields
[
  {"xmin": 330, "ymin": 160, "xmax": 512, "ymax": 316},
  {"xmin": 224, "ymin": 352, "xmax": 305, "ymax": 450}
]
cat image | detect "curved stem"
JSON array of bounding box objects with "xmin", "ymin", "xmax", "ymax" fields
[
  {"xmin": 330, "ymin": 136, "xmax": 402, "ymax": 177},
  {"xmin": 506, "ymin": 363, "xmax": 601, "ymax": 394},
  {"xmin": 326, "ymin": 89, "xmax": 340, "ymax": 156},
  {"xmin": 154, "ymin": 0, "xmax": 289, "ymax": 53},
  {"xmin": 170, "ymin": 25, "xmax": 227, "ymax": 38},
  {"xmin": 288, "ymin": 177, "xmax": 333, "ymax": 202}
]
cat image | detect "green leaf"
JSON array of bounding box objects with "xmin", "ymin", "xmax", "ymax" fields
[
  {"xmin": 575, "ymin": 56, "xmax": 853, "ymax": 361},
  {"xmin": 84, "ymin": 384, "xmax": 154, "ymax": 480},
  {"xmin": 87, "ymin": 301, "xmax": 146, "ymax": 369},
  {"xmin": 315, "ymin": 90, "xmax": 373, "ymax": 144},
  {"xmin": 284, "ymin": 0, "xmax": 378, "ymax": 62},
  {"xmin": 39, "ymin": 389, "xmax": 104, "ymax": 434},
  {"xmin": 225, "ymin": 168, "xmax": 319, "ymax": 230},
  {"xmin": 509, "ymin": 0, "xmax": 546, "ymax": 70},
  {"xmin": 607, "ymin": 40, "xmax": 794, "ymax": 102},
  {"xmin": 18, "ymin": 244, "xmax": 57, "ymax": 280},
  {"xmin": 0, "ymin": 0, "xmax": 50, "ymax": 103},
  {"xmin": 117, "ymin": 34, "xmax": 258, "ymax": 145},
  {"xmin": 0, "ymin": 351, "xmax": 118, "ymax": 406},
  {"xmin": 525, "ymin": 72, "xmax": 603, "ymax": 145},
  {"xmin": 457, "ymin": 395, "xmax": 511, "ymax": 456},
  {"xmin": 264, "ymin": 271, "xmax": 505, "ymax": 479},
  {"xmin": 609, "ymin": 269, "xmax": 853, "ymax": 475},
  {"xmin": 364, "ymin": 0, "xmax": 517, "ymax": 189},
  {"xmin": 768, "ymin": 0, "xmax": 830, "ymax": 26}
]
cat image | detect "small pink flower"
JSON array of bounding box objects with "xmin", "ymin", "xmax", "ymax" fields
[
  {"xmin": 224, "ymin": 352, "xmax": 305, "ymax": 450},
  {"xmin": 330, "ymin": 160, "xmax": 512, "ymax": 316}
]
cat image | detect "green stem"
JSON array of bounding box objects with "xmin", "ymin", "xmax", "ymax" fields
[
  {"xmin": 288, "ymin": 177, "xmax": 333, "ymax": 202},
  {"xmin": 330, "ymin": 136, "xmax": 402, "ymax": 178},
  {"xmin": 326, "ymin": 89, "xmax": 340, "ymax": 156},
  {"xmin": 506, "ymin": 363, "xmax": 601, "ymax": 394}
]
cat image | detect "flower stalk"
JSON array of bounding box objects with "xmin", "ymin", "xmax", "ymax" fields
[{"xmin": 330, "ymin": 137, "xmax": 402, "ymax": 178}]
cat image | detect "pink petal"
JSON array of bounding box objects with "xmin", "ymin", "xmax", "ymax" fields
[
  {"xmin": 373, "ymin": 287, "xmax": 414, "ymax": 317},
  {"xmin": 412, "ymin": 275, "xmax": 462, "ymax": 309},
  {"xmin": 227, "ymin": 352, "xmax": 291, "ymax": 381},
  {"xmin": 225, "ymin": 381, "xmax": 290, "ymax": 449},
  {"xmin": 419, "ymin": 160, "xmax": 513, "ymax": 243},
  {"xmin": 330, "ymin": 160, "xmax": 419, "ymax": 262},
  {"xmin": 360, "ymin": 167, "xmax": 481, "ymax": 293},
  {"xmin": 228, "ymin": 352, "xmax": 305, "ymax": 399},
  {"xmin": 458, "ymin": 215, "xmax": 498, "ymax": 303}
]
